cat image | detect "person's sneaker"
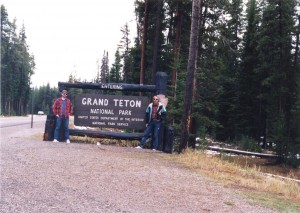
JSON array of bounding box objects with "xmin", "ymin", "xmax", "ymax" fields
[
  {"xmin": 135, "ymin": 146, "xmax": 142, "ymax": 149},
  {"xmin": 53, "ymin": 139, "xmax": 59, "ymax": 143},
  {"xmin": 152, "ymin": 149, "xmax": 157, "ymax": 151},
  {"xmin": 66, "ymin": 139, "xmax": 70, "ymax": 144}
]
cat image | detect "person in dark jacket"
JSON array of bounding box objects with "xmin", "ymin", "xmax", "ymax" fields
[
  {"xmin": 52, "ymin": 89, "xmax": 73, "ymax": 143},
  {"xmin": 136, "ymin": 95, "xmax": 167, "ymax": 150}
]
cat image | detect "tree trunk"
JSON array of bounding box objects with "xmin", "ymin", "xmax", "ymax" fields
[
  {"xmin": 179, "ymin": 0, "xmax": 202, "ymax": 153},
  {"xmin": 140, "ymin": 0, "xmax": 149, "ymax": 86},
  {"xmin": 294, "ymin": 15, "xmax": 300, "ymax": 69},
  {"xmin": 189, "ymin": 0, "xmax": 204, "ymax": 148},
  {"xmin": 172, "ymin": 1, "xmax": 183, "ymax": 95},
  {"xmin": 152, "ymin": 0, "xmax": 163, "ymax": 83}
]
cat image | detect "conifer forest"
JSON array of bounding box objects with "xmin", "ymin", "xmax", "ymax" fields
[{"xmin": 1, "ymin": 0, "xmax": 299, "ymax": 165}]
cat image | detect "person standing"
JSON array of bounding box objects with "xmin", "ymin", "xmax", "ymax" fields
[
  {"xmin": 136, "ymin": 95, "xmax": 167, "ymax": 150},
  {"xmin": 52, "ymin": 89, "xmax": 73, "ymax": 143}
]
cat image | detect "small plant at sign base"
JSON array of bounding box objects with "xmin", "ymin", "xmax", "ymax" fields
[{"xmin": 224, "ymin": 201, "xmax": 235, "ymax": 206}]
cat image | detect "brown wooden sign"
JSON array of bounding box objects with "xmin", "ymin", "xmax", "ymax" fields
[{"xmin": 74, "ymin": 94, "xmax": 149, "ymax": 129}]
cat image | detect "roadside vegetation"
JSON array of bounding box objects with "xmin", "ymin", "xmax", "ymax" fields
[{"xmin": 170, "ymin": 149, "xmax": 300, "ymax": 212}]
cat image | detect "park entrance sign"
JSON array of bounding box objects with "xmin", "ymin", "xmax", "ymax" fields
[
  {"xmin": 56, "ymin": 72, "xmax": 174, "ymax": 153},
  {"xmin": 74, "ymin": 94, "xmax": 149, "ymax": 129}
]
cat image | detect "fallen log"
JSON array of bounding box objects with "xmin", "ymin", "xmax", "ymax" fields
[
  {"xmin": 262, "ymin": 173, "xmax": 300, "ymax": 183},
  {"xmin": 207, "ymin": 146, "xmax": 278, "ymax": 159}
]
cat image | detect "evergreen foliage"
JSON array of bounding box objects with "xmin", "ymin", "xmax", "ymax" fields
[
  {"xmin": 2, "ymin": 1, "xmax": 300, "ymax": 166},
  {"xmin": 110, "ymin": 49, "xmax": 123, "ymax": 83},
  {"xmin": 119, "ymin": 23, "xmax": 132, "ymax": 83},
  {"xmin": 32, "ymin": 84, "xmax": 58, "ymax": 115},
  {"xmin": 96, "ymin": 51, "xmax": 109, "ymax": 84},
  {"xmin": 255, "ymin": 0, "xmax": 298, "ymax": 161},
  {"xmin": 238, "ymin": 0, "xmax": 261, "ymax": 142},
  {"xmin": 1, "ymin": 5, "xmax": 35, "ymax": 115}
]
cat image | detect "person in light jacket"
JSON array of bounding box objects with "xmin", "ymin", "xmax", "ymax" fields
[
  {"xmin": 52, "ymin": 89, "xmax": 73, "ymax": 143},
  {"xmin": 136, "ymin": 95, "xmax": 166, "ymax": 150}
]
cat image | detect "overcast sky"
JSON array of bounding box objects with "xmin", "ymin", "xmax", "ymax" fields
[{"xmin": 2, "ymin": 0, "xmax": 136, "ymax": 88}]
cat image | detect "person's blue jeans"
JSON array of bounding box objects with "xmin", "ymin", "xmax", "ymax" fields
[
  {"xmin": 139, "ymin": 120, "xmax": 161, "ymax": 149},
  {"xmin": 54, "ymin": 117, "xmax": 69, "ymax": 141}
]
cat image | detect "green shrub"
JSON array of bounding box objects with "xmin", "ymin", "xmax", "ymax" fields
[{"xmin": 239, "ymin": 135, "xmax": 262, "ymax": 153}]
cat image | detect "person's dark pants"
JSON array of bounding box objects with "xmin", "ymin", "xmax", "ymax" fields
[
  {"xmin": 54, "ymin": 117, "xmax": 69, "ymax": 141},
  {"xmin": 139, "ymin": 120, "xmax": 161, "ymax": 149}
]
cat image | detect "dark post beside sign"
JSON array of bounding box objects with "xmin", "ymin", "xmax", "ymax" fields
[
  {"xmin": 155, "ymin": 72, "xmax": 167, "ymax": 95},
  {"xmin": 155, "ymin": 72, "xmax": 172, "ymax": 153}
]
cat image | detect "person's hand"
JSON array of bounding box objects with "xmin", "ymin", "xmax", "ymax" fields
[
  {"xmin": 146, "ymin": 123, "xmax": 148, "ymax": 127},
  {"xmin": 56, "ymin": 114, "xmax": 59, "ymax": 117}
]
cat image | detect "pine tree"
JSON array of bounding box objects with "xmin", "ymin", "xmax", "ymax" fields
[
  {"xmin": 1, "ymin": 5, "xmax": 11, "ymax": 115},
  {"xmin": 151, "ymin": 0, "xmax": 164, "ymax": 82},
  {"xmin": 135, "ymin": 0, "xmax": 169, "ymax": 85},
  {"xmin": 165, "ymin": 0, "xmax": 192, "ymax": 126},
  {"xmin": 256, "ymin": 0, "xmax": 297, "ymax": 159},
  {"xmin": 213, "ymin": 0, "xmax": 243, "ymax": 141},
  {"xmin": 139, "ymin": 0, "xmax": 149, "ymax": 85},
  {"xmin": 238, "ymin": 0, "xmax": 262, "ymax": 141},
  {"xmin": 110, "ymin": 49, "xmax": 123, "ymax": 83},
  {"xmin": 100, "ymin": 51, "xmax": 109, "ymax": 83},
  {"xmin": 190, "ymin": 0, "xmax": 224, "ymax": 140},
  {"xmin": 17, "ymin": 24, "xmax": 34, "ymax": 115},
  {"xmin": 119, "ymin": 23, "xmax": 132, "ymax": 83}
]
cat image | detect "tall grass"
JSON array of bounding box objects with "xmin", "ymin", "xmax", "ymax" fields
[{"xmin": 170, "ymin": 149, "xmax": 300, "ymax": 210}]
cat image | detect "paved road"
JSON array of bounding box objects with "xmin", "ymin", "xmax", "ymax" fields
[{"xmin": 0, "ymin": 115, "xmax": 46, "ymax": 128}]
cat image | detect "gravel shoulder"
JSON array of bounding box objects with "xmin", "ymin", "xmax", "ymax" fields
[{"xmin": 0, "ymin": 121, "xmax": 279, "ymax": 212}]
